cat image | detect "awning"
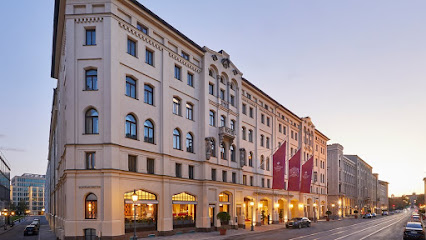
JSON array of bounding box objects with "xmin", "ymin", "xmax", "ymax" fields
[
  {"xmin": 172, "ymin": 201, "xmax": 197, "ymax": 204},
  {"xmin": 125, "ymin": 200, "xmax": 159, "ymax": 204}
]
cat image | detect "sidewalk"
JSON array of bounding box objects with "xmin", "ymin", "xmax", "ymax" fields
[
  {"xmin": 0, "ymin": 216, "xmax": 27, "ymax": 235},
  {"xmin": 151, "ymin": 223, "xmax": 286, "ymax": 240}
]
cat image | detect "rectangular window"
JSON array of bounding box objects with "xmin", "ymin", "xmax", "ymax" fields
[
  {"xmin": 126, "ymin": 77, "xmax": 137, "ymax": 99},
  {"xmin": 242, "ymin": 104, "xmax": 247, "ymax": 114},
  {"xmin": 295, "ymin": 133, "xmax": 298, "ymax": 141},
  {"xmin": 220, "ymin": 89, "xmax": 225, "ymax": 100},
  {"xmin": 85, "ymin": 152, "xmax": 95, "ymax": 169},
  {"xmin": 147, "ymin": 158, "xmax": 155, "ymax": 174},
  {"xmin": 261, "ymin": 178, "xmax": 265, "ymax": 188},
  {"xmin": 291, "ymin": 130, "xmax": 294, "ymax": 139},
  {"xmin": 186, "ymin": 103, "xmax": 193, "ymax": 120},
  {"xmin": 283, "ymin": 126, "xmax": 286, "ymax": 135},
  {"xmin": 187, "ymin": 73, "xmax": 193, "ymax": 87},
  {"xmin": 222, "ymin": 170, "xmax": 227, "ymax": 182},
  {"xmin": 249, "ymin": 107, "xmax": 253, "ymax": 118},
  {"xmin": 189, "ymin": 165, "xmax": 194, "ymax": 179},
  {"xmin": 145, "ymin": 49, "xmax": 154, "ymax": 65},
  {"xmin": 182, "ymin": 52, "xmax": 189, "ymax": 60},
  {"xmin": 127, "ymin": 38, "xmax": 136, "ymax": 57},
  {"xmin": 128, "ymin": 155, "xmax": 137, "ymax": 172},
  {"xmin": 211, "ymin": 168, "xmax": 216, "ymax": 181},
  {"xmin": 232, "ymin": 172, "xmax": 236, "ymax": 184},
  {"xmin": 137, "ymin": 23, "xmax": 148, "ymax": 34},
  {"xmin": 250, "ymin": 176, "xmax": 253, "ymax": 186},
  {"xmin": 230, "ymin": 95, "xmax": 235, "ymax": 106},
  {"xmin": 175, "ymin": 163, "xmax": 182, "ymax": 178},
  {"xmin": 85, "ymin": 29, "xmax": 96, "ymax": 45},
  {"xmin": 144, "ymin": 84, "xmax": 153, "ymax": 105},
  {"xmin": 267, "ymin": 179, "xmax": 270, "ymax": 188},
  {"xmin": 209, "ymin": 83, "xmax": 214, "ymax": 95},
  {"xmin": 279, "ymin": 124, "xmax": 282, "ymax": 133},
  {"xmin": 174, "ymin": 65, "xmax": 181, "ymax": 80},
  {"xmin": 261, "ymin": 114, "xmax": 264, "ymax": 123},
  {"xmin": 243, "ymin": 175, "xmax": 247, "ymax": 185},
  {"xmin": 267, "ymin": 117, "xmax": 270, "ymax": 126},
  {"xmin": 246, "ymin": 93, "xmax": 251, "ymax": 99}
]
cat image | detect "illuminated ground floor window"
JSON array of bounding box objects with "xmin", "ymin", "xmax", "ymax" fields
[
  {"xmin": 124, "ymin": 190, "xmax": 158, "ymax": 232},
  {"xmin": 172, "ymin": 192, "xmax": 197, "ymax": 228}
]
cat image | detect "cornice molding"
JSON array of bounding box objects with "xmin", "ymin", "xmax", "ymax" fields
[
  {"xmin": 74, "ymin": 17, "xmax": 103, "ymax": 24},
  {"xmin": 118, "ymin": 21, "xmax": 163, "ymax": 51},
  {"xmin": 168, "ymin": 51, "xmax": 202, "ymax": 73}
]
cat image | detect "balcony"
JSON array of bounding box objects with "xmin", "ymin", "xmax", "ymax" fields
[
  {"xmin": 220, "ymin": 100, "xmax": 229, "ymax": 109},
  {"xmin": 219, "ymin": 126, "xmax": 236, "ymax": 144}
]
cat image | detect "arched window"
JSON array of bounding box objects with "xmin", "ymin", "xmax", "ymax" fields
[
  {"xmin": 85, "ymin": 69, "xmax": 97, "ymax": 90},
  {"xmin": 126, "ymin": 76, "xmax": 136, "ymax": 99},
  {"xmin": 266, "ymin": 157, "xmax": 270, "ymax": 171},
  {"xmin": 260, "ymin": 155, "xmax": 265, "ymax": 169},
  {"xmin": 173, "ymin": 97, "xmax": 181, "ymax": 115},
  {"xmin": 260, "ymin": 135, "xmax": 264, "ymax": 147},
  {"xmin": 209, "ymin": 110, "xmax": 215, "ymax": 126},
  {"xmin": 144, "ymin": 120, "xmax": 154, "ymax": 143},
  {"xmin": 230, "ymin": 120, "xmax": 235, "ymax": 130},
  {"xmin": 173, "ymin": 129, "xmax": 181, "ymax": 150},
  {"xmin": 249, "ymin": 151, "xmax": 253, "ymax": 167},
  {"xmin": 85, "ymin": 108, "xmax": 98, "ymax": 134},
  {"xmin": 230, "ymin": 145, "xmax": 236, "ymax": 162},
  {"xmin": 248, "ymin": 130, "xmax": 253, "ymax": 142},
  {"xmin": 210, "ymin": 138, "xmax": 216, "ymax": 157},
  {"xmin": 209, "ymin": 69, "xmax": 214, "ymax": 77},
  {"xmin": 186, "ymin": 133, "xmax": 193, "ymax": 153},
  {"xmin": 125, "ymin": 114, "xmax": 137, "ymax": 139},
  {"xmin": 220, "ymin": 142, "xmax": 226, "ymax": 160},
  {"xmin": 144, "ymin": 84, "xmax": 154, "ymax": 105},
  {"xmin": 85, "ymin": 193, "xmax": 97, "ymax": 219},
  {"xmin": 220, "ymin": 115, "xmax": 226, "ymax": 127},
  {"xmin": 242, "ymin": 127, "xmax": 246, "ymax": 140}
]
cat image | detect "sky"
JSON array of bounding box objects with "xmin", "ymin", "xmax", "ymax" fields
[{"xmin": 0, "ymin": 0, "xmax": 425, "ymax": 196}]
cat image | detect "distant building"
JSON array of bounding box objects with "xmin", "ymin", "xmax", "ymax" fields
[
  {"xmin": 0, "ymin": 154, "xmax": 11, "ymax": 226},
  {"xmin": 11, "ymin": 173, "xmax": 45, "ymax": 215},
  {"xmin": 378, "ymin": 180, "xmax": 389, "ymax": 211},
  {"xmin": 424, "ymin": 178, "xmax": 426, "ymax": 206}
]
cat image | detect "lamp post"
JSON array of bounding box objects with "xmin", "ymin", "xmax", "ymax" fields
[
  {"xmin": 338, "ymin": 199, "xmax": 342, "ymax": 218},
  {"xmin": 331, "ymin": 204, "xmax": 335, "ymax": 220},
  {"xmin": 250, "ymin": 201, "xmax": 254, "ymax": 231},
  {"xmin": 131, "ymin": 190, "xmax": 138, "ymax": 240}
]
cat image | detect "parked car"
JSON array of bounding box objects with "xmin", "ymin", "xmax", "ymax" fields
[
  {"xmin": 286, "ymin": 217, "xmax": 311, "ymax": 229},
  {"xmin": 371, "ymin": 213, "xmax": 377, "ymax": 217},
  {"xmin": 363, "ymin": 213, "xmax": 372, "ymax": 218},
  {"xmin": 403, "ymin": 222, "xmax": 425, "ymax": 240},
  {"xmin": 24, "ymin": 225, "xmax": 39, "ymax": 236},
  {"xmin": 382, "ymin": 211, "xmax": 389, "ymax": 216},
  {"xmin": 31, "ymin": 221, "xmax": 40, "ymax": 230}
]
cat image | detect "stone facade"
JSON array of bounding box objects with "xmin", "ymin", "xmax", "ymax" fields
[
  {"xmin": 377, "ymin": 180, "xmax": 389, "ymax": 211},
  {"xmin": 46, "ymin": 0, "xmax": 329, "ymax": 239}
]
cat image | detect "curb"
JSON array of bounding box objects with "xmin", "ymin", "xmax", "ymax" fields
[{"xmin": 0, "ymin": 217, "xmax": 27, "ymax": 235}]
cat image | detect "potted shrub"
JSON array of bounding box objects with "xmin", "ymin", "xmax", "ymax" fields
[
  {"xmin": 261, "ymin": 210, "xmax": 266, "ymax": 225},
  {"xmin": 217, "ymin": 212, "xmax": 231, "ymax": 235},
  {"xmin": 326, "ymin": 210, "xmax": 332, "ymax": 221},
  {"xmin": 279, "ymin": 209, "xmax": 284, "ymax": 223},
  {"xmin": 354, "ymin": 210, "xmax": 358, "ymax": 219}
]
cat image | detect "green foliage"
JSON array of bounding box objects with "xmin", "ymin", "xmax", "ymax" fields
[
  {"xmin": 216, "ymin": 211, "xmax": 231, "ymax": 224},
  {"xmin": 326, "ymin": 210, "xmax": 332, "ymax": 216},
  {"xmin": 354, "ymin": 210, "xmax": 358, "ymax": 214},
  {"xmin": 279, "ymin": 209, "xmax": 284, "ymax": 219}
]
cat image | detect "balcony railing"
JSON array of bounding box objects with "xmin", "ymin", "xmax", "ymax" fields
[{"xmin": 219, "ymin": 126, "xmax": 236, "ymax": 143}]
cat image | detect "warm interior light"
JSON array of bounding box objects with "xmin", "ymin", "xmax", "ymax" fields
[
  {"xmin": 259, "ymin": 203, "xmax": 263, "ymax": 208},
  {"xmin": 298, "ymin": 203, "xmax": 304, "ymax": 208},
  {"xmin": 313, "ymin": 203, "xmax": 317, "ymax": 207},
  {"xmin": 289, "ymin": 204, "xmax": 294, "ymax": 208},
  {"xmin": 331, "ymin": 204, "xmax": 335, "ymax": 207},
  {"xmin": 338, "ymin": 200, "xmax": 342, "ymax": 205},
  {"xmin": 250, "ymin": 201, "xmax": 254, "ymax": 206},
  {"xmin": 275, "ymin": 203, "xmax": 280, "ymax": 208}
]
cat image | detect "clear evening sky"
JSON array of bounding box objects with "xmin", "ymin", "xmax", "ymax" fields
[{"xmin": 0, "ymin": 0, "xmax": 425, "ymax": 196}]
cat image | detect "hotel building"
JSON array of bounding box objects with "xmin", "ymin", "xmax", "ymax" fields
[{"xmin": 46, "ymin": 0, "xmax": 329, "ymax": 239}]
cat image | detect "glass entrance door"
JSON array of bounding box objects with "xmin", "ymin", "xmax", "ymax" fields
[{"xmin": 209, "ymin": 205, "xmax": 215, "ymax": 227}]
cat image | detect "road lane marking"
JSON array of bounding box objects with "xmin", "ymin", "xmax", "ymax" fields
[
  {"xmin": 288, "ymin": 214, "xmax": 402, "ymax": 240},
  {"xmin": 358, "ymin": 214, "xmax": 406, "ymax": 240},
  {"xmin": 333, "ymin": 213, "xmax": 409, "ymax": 240}
]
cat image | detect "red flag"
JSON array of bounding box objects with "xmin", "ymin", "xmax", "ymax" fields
[
  {"xmin": 300, "ymin": 156, "xmax": 314, "ymax": 193},
  {"xmin": 287, "ymin": 148, "xmax": 301, "ymax": 191},
  {"xmin": 272, "ymin": 141, "xmax": 286, "ymax": 189}
]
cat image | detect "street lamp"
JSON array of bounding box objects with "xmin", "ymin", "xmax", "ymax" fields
[
  {"xmin": 131, "ymin": 190, "xmax": 138, "ymax": 240},
  {"xmin": 250, "ymin": 201, "xmax": 254, "ymax": 231}
]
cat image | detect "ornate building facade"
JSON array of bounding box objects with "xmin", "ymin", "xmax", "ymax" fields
[{"xmin": 46, "ymin": 0, "xmax": 329, "ymax": 239}]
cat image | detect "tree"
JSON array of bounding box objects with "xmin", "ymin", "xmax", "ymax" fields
[{"xmin": 17, "ymin": 200, "xmax": 28, "ymax": 215}]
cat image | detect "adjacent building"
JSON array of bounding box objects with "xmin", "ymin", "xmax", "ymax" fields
[
  {"xmin": 46, "ymin": 0, "xmax": 329, "ymax": 239},
  {"xmin": 327, "ymin": 144, "xmax": 389, "ymax": 215},
  {"xmin": 326, "ymin": 144, "xmax": 357, "ymax": 216},
  {"xmin": 11, "ymin": 173, "xmax": 45, "ymax": 215},
  {"xmin": 0, "ymin": 154, "xmax": 11, "ymax": 226}
]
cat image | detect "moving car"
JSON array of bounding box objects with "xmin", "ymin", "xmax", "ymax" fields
[
  {"xmin": 371, "ymin": 213, "xmax": 377, "ymax": 217},
  {"xmin": 23, "ymin": 225, "xmax": 39, "ymax": 236},
  {"xmin": 31, "ymin": 221, "xmax": 40, "ymax": 229},
  {"xmin": 403, "ymin": 222, "xmax": 425, "ymax": 240},
  {"xmin": 286, "ymin": 217, "xmax": 311, "ymax": 229},
  {"xmin": 363, "ymin": 213, "xmax": 372, "ymax": 218},
  {"xmin": 382, "ymin": 211, "xmax": 389, "ymax": 216}
]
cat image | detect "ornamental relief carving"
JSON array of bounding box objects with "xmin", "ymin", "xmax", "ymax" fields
[{"xmin": 75, "ymin": 17, "xmax": 103, "ymax": 23}]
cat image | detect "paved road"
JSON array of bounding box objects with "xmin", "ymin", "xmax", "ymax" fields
[
  {"xmin": 227, "ymin": 211, "xmax": 413, "ymax": 240},
  {"xmin": 0, "ymin": 216, "xmax": 56, "ymax": 240}
]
